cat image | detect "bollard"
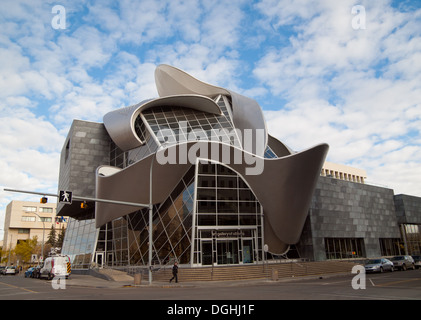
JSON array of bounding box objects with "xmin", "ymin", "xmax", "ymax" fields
[
  {"xmin": 134, "ymin": 273, "xmax": 142, "ymax": 285},
  {"xmin": 271, "ymin": 269, "xmax": 278, "ymax": 281}
]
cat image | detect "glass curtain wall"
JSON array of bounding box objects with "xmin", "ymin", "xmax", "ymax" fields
[
  {"xmin": 324, "ymin": 237, "xmax": 365, "ymax": 259},
  {"xmin": 192, "ymin": 162, "xmax": 264, "ymax": 266},
  {"xmin": 61, "ymin": 212, "xmax": 98, "ymax": 269},
  {"xmin": 121, "ymin": 166, "xmax": 195, "ymax": 266},
  {"xmin": 139, "ymin": 96, "xmax": 241, "ymax": 149},
  {"xmin": 99, "ymin": 162, "xmax": 264, "ymax": 268},
  {"xmin": 401, "ymin": 224, "xmax": 421, "ymax": 255}
]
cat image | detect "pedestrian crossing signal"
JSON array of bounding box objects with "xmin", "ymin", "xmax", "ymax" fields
[
  {"xmin": 59, "ymin": 190, "xmax": 72, "ymax": 205},
  {"xmin": 81, "ymin": 202, "xmax": 88, "ymax": 209}
]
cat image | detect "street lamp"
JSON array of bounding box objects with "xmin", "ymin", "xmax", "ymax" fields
[
  {"xmin": 148, "ymin": 152, "xmax": 156, "ymax": 285},
  {"xmin": 31, "ymin": 212, "xmax": 45, "ymax": 264}
]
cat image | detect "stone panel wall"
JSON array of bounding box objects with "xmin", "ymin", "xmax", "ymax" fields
[
  {"xmin": 57, "ymin": 120, "xmax": 110, "ymax": 213},
  {"xmin": 298, "ymin": 176, "xmax": 401, "ymax": 261}
]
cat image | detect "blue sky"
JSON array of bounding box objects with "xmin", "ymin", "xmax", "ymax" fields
[{"xmin": 1, "ymin": 0, "xmax": 421, "ymax": 237}]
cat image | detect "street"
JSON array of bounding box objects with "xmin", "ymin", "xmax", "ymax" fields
[{"xmin": 0, "ymin": 269, "xmax": 420, "ymax": 301}]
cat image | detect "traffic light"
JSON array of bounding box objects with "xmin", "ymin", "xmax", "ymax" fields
[
  {"xmin": 81, "ymin": 202, "xmax": 88, "ymax": 209},
  {"xmin": 40, "ymin": 197, "xmax": 48, "ymax": 204}
]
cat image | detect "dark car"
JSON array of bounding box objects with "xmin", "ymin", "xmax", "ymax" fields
[
  {"xmin": 412, "ymin": 255, "xmax": 421, "ymax": 269},
  {"xmin": 32, "ymin": 265, "xmax": 42, "ymax": 278},
  {"xmin": 390, "ymin": 255, "xmax": 415, "ymax": 270}
]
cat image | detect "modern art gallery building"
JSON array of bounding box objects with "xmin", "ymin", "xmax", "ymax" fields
[{"xmin": 57, "ymin": 65, "xmax": 421, "ymax": 270}]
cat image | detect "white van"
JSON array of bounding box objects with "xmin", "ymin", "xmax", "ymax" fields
[{"xmin": 39, "ymin": 255, "xmax": 71, "ymax": 280}]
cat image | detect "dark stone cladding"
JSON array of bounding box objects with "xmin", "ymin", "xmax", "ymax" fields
[
  {"xmin": 394, "ymin": 194, "xmax": 421, "ymax": 225},
  {"xmin": 57, "ymin": 120, "xmax": 110, "ymax": 214},
  {"xmin": 298, "ymin": 176, "xmax": 401, "ymax": 261}
]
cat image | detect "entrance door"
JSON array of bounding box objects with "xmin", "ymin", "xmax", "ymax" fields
[
  {"xmin": 95, "ymin": 252, "xmax": 104, "ymax": 268},
  {"xmin": 217, "ymin": 240, "xmax": 239, "ymax": 265},
  {"xmin": 201, "ymin": 241, "xmax": 213, "ymax": 265},
  {"xmin": 242, "ymin": 239, "xmax": 254, "ymax": 263}
]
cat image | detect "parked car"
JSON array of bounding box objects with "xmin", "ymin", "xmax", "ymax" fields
[
  {"xmin": 25, "ymin": 267, "xmax": 35, "ymax": 278},
  {"xmin": 4, "ymin": 266, "xmax": 16, "ymax": 275},
  {"xmin": 390, "ymin": 255, "xmax": 415, "ymax": 270},
  {"xmin": 0, "ymin": 266, "xmax": 5, "ymax": 275},
  {"xmin": 39, "ymin": 255, "xmax": 71, "ymax": 280},
  {"xmin": 364, "ymin": 258, "xmax": 394, "ymax": 273},
  {"xmin": 32, "ymin": 265, "xmax": 42, "ymax": 278},
  {"xmin": 412, "ymin": 255, "xmax": 421, "ymax": 269}
]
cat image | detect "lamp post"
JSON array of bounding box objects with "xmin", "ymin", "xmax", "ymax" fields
[
  {"xmin": 32, "ymin": 212, "xmax": 45, "ymax": 263},
  {"xmin": 148, "ymin": 152, "xmax": 156, "ymax": 285}
]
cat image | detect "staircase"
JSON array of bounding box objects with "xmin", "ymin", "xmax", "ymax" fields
[{"xmin": 151, "ymin": 260, "xmax": 356, "ymax": 282}]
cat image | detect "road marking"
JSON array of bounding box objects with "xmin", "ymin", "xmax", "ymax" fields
[
  {"xmin": 375, "ymin": 277, "xmax": 421, "ymax": 287},
  {"xmin": 0, "ymin": 281, "xmax": 38, "ymax": 293}
]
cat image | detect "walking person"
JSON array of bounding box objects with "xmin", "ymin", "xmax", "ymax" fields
[{"xmin": 169, "ymin": 262, "xmax": 178, "ymax": 283}]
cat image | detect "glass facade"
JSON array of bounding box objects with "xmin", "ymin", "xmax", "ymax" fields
[
  {"xmin": 192, "ymin": 162, "xmax": 264, "ymax": 266},
  {"xmin": 139, "ymin": 95, "xmax": 241, "ymax": 149},
  {"xmin": 379, "ymin": 238, "xmax": 404, "ymax": 256},
  {"xmin": 401, "ymin": 224, "xmax": 421, "ymax": 255},
  {"xmin": 324, "ymin": 238, "xmax": 365, "ymax": 259},
  {"xmin": 61, "ymin": 212, "xmax": 97, "ymax": 269},
  {"xmin": 61, "ymin": 162, "xmax": 264, "ymax": 269},
  {"xmin": 126, "ymin": 166, "xmax": 195, "ymax": 266}
]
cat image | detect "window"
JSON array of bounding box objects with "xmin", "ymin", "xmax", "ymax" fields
[
  {"xmin": 324, "ymin": 238, "xmax": 365, "ymax": 259},
  {"xmin": 23, "ymin": 206, "xmax": 36, "ymax": 212},
  {"xmin": 140, "ymin": 102, "xmax": 241, "ymax": 149},
  {"xmin": 39, "ymin": 207, "xmax": 53, "ymax": 213},
  {"xmin": 379, "ymin": 238, "xmax": 403, "ymax": 256},
  {"xmin": 18, "ymin": 228, "xmax": 30, "ymax": 234},
  {"xmin": 39, "ymin": 217, "xmax": 52, "ymax": 222},
  {"xmin": 21, "ymin": 216, "xmax": 36, "ymax": 222},
  {"xmin": 401, "ymin": 224, "xmax": 421, "ymax": 255}
]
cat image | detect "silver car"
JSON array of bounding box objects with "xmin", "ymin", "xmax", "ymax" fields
[
  {"xmin": 364, "ymin": 258, "xmax": 394, "ymax": 273},
  {"xmin": 390, "ymin": 255, "xmax": 415, "ymax": 271}
]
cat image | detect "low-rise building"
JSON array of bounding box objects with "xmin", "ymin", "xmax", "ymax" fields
[{"xmin": 2, "ymin": 200, "xmax": 67, "ymax": 254}]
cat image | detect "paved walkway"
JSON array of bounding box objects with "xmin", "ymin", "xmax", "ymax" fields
[{"xmin": 64, "ymin": 272, "xmax": 348, "ymax": 289}]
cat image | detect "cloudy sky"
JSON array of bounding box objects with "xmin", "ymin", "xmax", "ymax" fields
[{"xmin": 1, "ymin": 0, "xmax": 420, "ymax": 238}]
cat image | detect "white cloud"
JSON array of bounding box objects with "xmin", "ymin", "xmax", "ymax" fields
[{"xmin": 255, "ymin": 0, "xmax": 421, "ymax": 196}]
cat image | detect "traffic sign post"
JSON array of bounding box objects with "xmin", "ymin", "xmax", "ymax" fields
[{"xmin": 3, "ymin": 188, "xmax": 148, "ymax": 209}]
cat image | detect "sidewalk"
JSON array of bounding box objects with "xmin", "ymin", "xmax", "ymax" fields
[{"xmin": 63, "ymin": 272, "xmax": 350, "ymax": 289}]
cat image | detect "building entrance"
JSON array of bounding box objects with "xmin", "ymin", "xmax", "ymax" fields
[
  {"xmin": 199, "ymin": 229, "xmax": 256, "ymax": 266},
  {"xmin": 217, "ymin": 240, "xmax": 239, "ymax": 264}
]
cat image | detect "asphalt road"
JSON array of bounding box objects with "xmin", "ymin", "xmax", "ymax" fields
[{"xmin": 1, "ymin": 268, "xmax": 420, "ymax": 301}]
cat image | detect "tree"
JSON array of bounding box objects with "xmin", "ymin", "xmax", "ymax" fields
[
  {"xmin": 0, "ymin": 247, "xmax": 8, "ymax": 264},
  {"xmin": 46, "ymin": 225, "xmax": 57, "ymax": 247},
  {"xmin": 56, "ymin": 226, "xmax": 66, "ymax": 249},
  {"xmin": 14, "ymin": 236, "xmax": 38, "ymax": 264}
]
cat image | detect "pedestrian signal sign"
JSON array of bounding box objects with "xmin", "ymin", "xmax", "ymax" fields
[{"xmin": 59, "ymin": 190, "xmax": 72, "ymax": 205}]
